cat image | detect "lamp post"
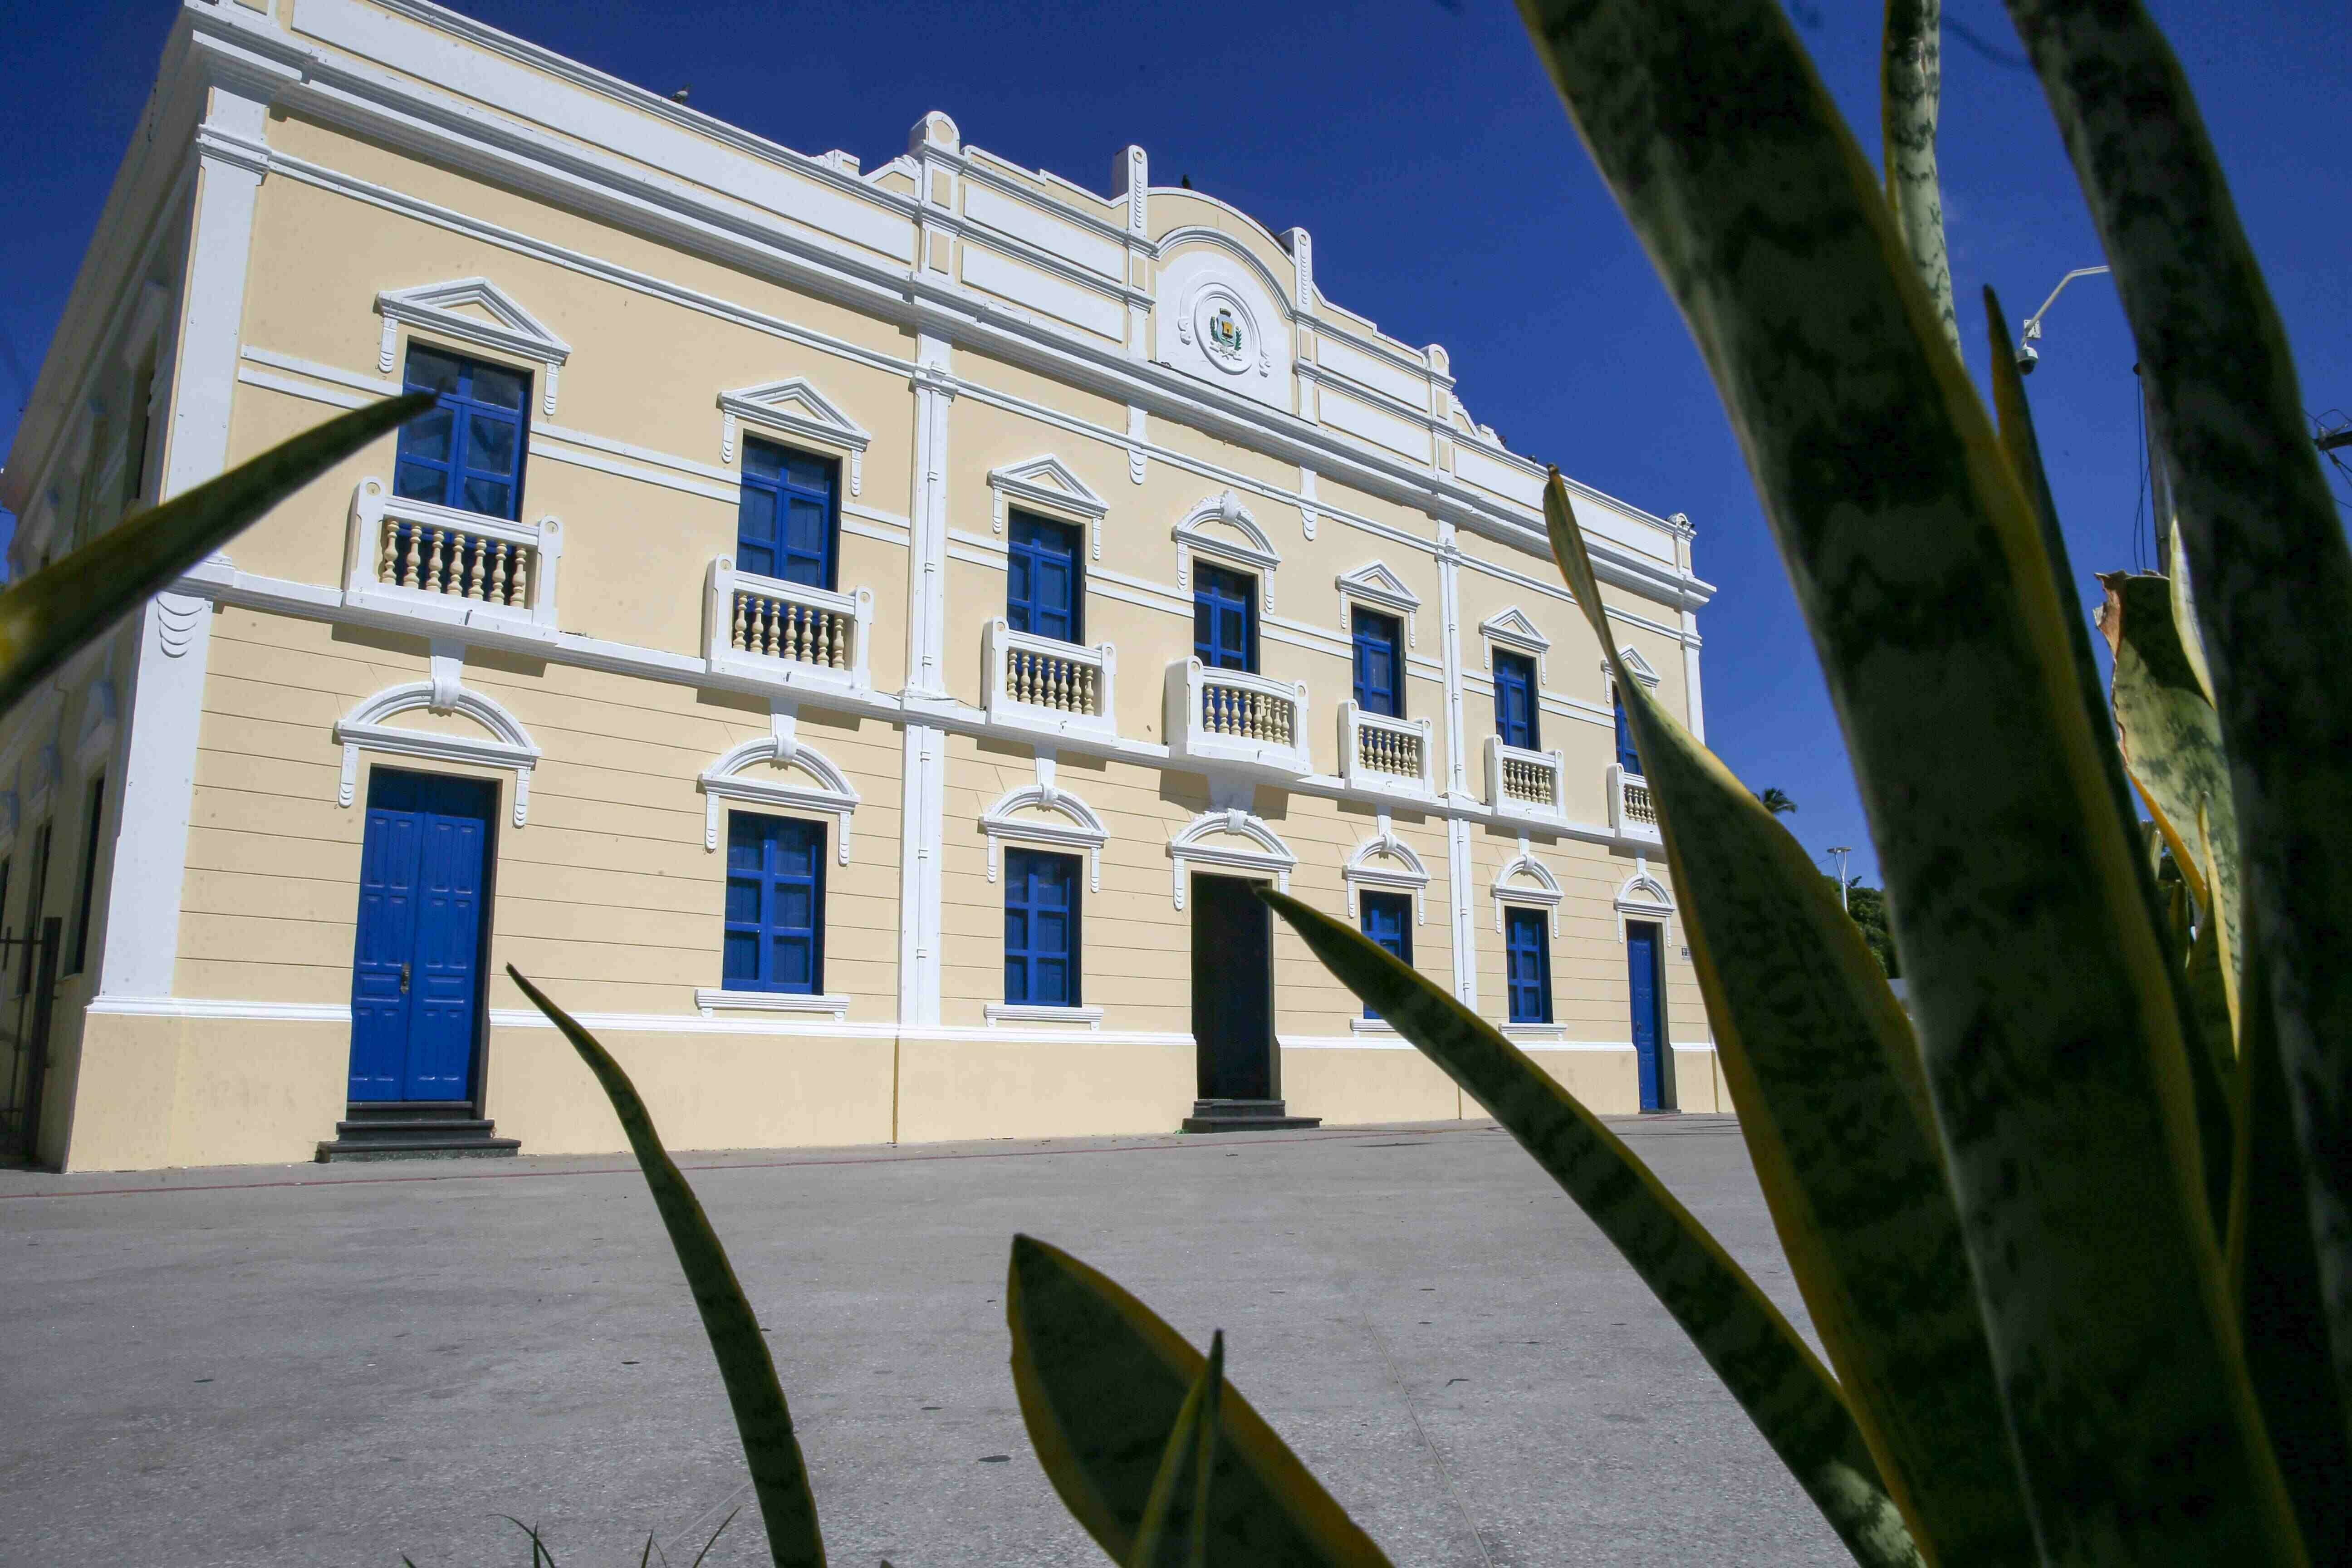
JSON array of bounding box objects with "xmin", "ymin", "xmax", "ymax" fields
[
  {"xmin": 2012, "ymin": 265, "xmax": 2111, "ymax": 377},
  {"xmin": 1827, "ymin": 846, "xmax": 1853, "ymax": 913}
]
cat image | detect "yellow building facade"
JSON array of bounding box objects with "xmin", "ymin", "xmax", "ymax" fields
[{"xmin": 0, "ymin": 0, "xmax": 1720, "ymax": 1170}]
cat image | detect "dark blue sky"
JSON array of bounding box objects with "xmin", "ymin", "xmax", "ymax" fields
[{"xmin": 5, "ymin": 0, "xmax": 2348, "ymax": 884}]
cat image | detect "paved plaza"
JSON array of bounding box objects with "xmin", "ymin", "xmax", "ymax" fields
[{"xmin": 1, "ymin": 1116, "xmax": 1840, "ymax": 1567}]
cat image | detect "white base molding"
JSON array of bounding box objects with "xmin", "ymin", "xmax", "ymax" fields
[
  {"xmin": 694, "ymin": 989, "xmax": 852, "ymax": 1019},
  {"xmin": 983, "ymin": 1002, "xmax": 1103, "ymax": 1029}
]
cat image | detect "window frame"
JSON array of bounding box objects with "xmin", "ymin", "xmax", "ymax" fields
[
  {"xmin": 393, "ymin": 343, "xmax": 533, "ymax": 522},
  {"xmin": 1005, "ymin": 510, "xmax": 1085, "ymax": 645},
  {"xmin": 1504, "ymin": 904, "xmax": 1553, "ymax": 1024},
  {"xmin": 1493, "ymin": 650, "xmax": 1540, "ymax": 750},
  {"xmin": 1358, "ymin": 888, "xmax": 1414, "ymax": 1020},
  {"xmin": 720, "ymin": 810, "xmax": 827, "ymax": 996},
  {"xmin": 1613, "ymin": 685, "xmax": 1642, "ymax": 776},
  {"xmin": 1351, "ymin": 607, "xmax": 1405, "ymax": 719},
  {"xmin": 1192, "ymin": 561, "xmax": 1259, "ymax": 674},
  {"xmin": 1002, "ymin": 846, "xmax": 1083, "ymax": 1008},
  {"xmin": 735, "ymin": 436, "xmax": 841, "ymax": 592}
]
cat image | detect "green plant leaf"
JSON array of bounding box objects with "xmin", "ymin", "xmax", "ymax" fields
[
  {"xmin": 2005, "ymin": 0, "xmax": 2352, "ymax": 1435},
  {"xmin": 507, "ymin": 968, "xmax": 825, "ymax": 1568},
  {"xmin": 1542, "ymin": 473, "xmax": 2032, "ymax": 1565},
  {"xmin": 1130, "ymin": 1331, "xmax": 1221, "ymax": 1568},
  {"xmin": 1005, "ymin": 1235, "xmax": 1391, "ymax": 1568},
  {"xmin": 1513, "ymin": 0, "xmax": 2297, "ymax": 1557},
  {"xmin": 1882, "ymin": 0, "xmax": 1959, "ymax": 358},
  {"xmin": 0, "ymin": 392, "xmax": 432, "ymax": 717},
  {"xmin": 1260, "ymin": 889, "xmax": 1922, "ymax": 1568},
  {"xmin": 2093, "ymin": 572, "xmax": 2243, "ymax": 992},
  {"xmin": 2230, "ymin": 936, "xmax": 2352, "ymax": 1566}
]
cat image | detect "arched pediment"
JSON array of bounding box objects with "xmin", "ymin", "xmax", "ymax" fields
[
  {"xmin": 1614, "ymin": 859, "xmax": 1675, "ymax": 941},
  {"xmin": 1174, "ymin": 491, "xmax": 1281, "ymax": 607},
  {"xmin": 1169, "ymin": 807, "xmax": 1295, "ymax": 908},
  {"xmin": 718, "ymin": 378, "xmax": 872, "ymax": 495},
  {"xmin": 980, "ymin": 781, "xmax": 1109, "ymax": 892},
  {"xmin": 376, "ymin": 278, "xmax": 569, "ymax": 415},
  {"xmin": 699, "ymin": 729, "xmax": 859, "ymax": 862},
  {"xmin": 1491, "ymin": 844, "xmax": 1563, "ymax": 936},
  {"xmin": 1345, "ymin": 826, "xmax": 1430, "ymax": 924},
  {"xmin": 336, "ymin": 679, "xmax": 541, "ymax": 826}
]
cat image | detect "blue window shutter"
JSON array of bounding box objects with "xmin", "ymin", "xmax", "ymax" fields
[
  {"xmin": 722, "ymin": 813, "xmax": 826, "ymax": 993},
  {"xmin": 1004, "ymin": 848, "xmax": 1080, "ymax": 1006},
  {"xmin": 736, "ymin": 438, "xmax": 839, "ymax": 590},
  {"xmin": 1504, "ymin": 906, "xmax": 1552, "ymax": 1024},
  {"xmin": 1352, "ymin": 609, "xmax": 1402, "ymax": 718},
  {"xmin": 1358, "ymin": 891, "xmax": 1413, "ymax": 1019},
  {"xmin": 394, "ymin": 345, "xmax": 529, "ymax": 521},
  {"xmin": 1192, "ymin": 564, "xmax": 1256, "ymax": 673},
  {"xmin": 1614, "ymin": 689, "xmax": 1642, "ymax": 774},
  {"xmin": 1007, "ymin": 513, "xmax": 1083, "ymax": 644},
  {"xmin": 1494, "ymin": 652, "xmax": 1539, "ymax": 750}
]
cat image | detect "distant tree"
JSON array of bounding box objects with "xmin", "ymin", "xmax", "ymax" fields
[
  {"xmin": 1757, "ymin": 786, "xmax": 1797, "ymax": 815},
  {"xmin": 1833, "ymin": 878, "xmax": 1901, "ymax": 978}
]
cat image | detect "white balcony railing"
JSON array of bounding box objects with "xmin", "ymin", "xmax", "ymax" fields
[
  {"xmin": 1166, "ymin": 660, "xmax": 1312, "ymax": 776},
  {"xmin": 1340, "ymin": 701, "xmax": 1434, "ymax": 797},
  {"xmin": 706, "ymin": 557, "xmax": 873, "ymax": 694},
  {"xmin": 1610, "ymin": 763, "xmax": 1662, "ymax": 842},
  {"xmin": 1484, "ymin": 735, "xmax": 1565, "ymax": 821},
  {"xmin": 343, "ymin": 479, "xmax": 561, "ymax": 640},
  {"xmin": 984, "ymin": 620, "xmax": 1117, "ymax": 740}
]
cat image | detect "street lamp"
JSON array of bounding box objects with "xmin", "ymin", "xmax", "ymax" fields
[
  {"xmin": 1826, "ymin": 846, "xmax": 1853, "ymax": 913},
  {"xmin": 2014, "ymin": 265, "xmax": 2111, "ymax": 376}
]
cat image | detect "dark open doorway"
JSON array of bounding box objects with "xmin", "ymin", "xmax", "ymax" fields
[{"xmin": 1183, "ymin": 873, "xmax": 1318, "ymax": 1132}]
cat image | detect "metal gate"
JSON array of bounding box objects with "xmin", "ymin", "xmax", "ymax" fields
[{"xmin": 0, "ymin": 917, "xmax": 62, "ymax": 1165}]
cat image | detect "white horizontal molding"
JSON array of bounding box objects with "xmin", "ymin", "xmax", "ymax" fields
[
  {"xmin": 983, "ymin": 1002, "xmax": 1105, "ymax": 1029},
  {"xmin": 377, "ymin": 276, "xmax": 570, "ymax": 414},
  {"xmin": 718, "ymin": 377, "xmax": 871, "ymax": 496},
  {"xmin": 699, "ymin": 726, "xmax": 860, "ymax": 863},
  {"xmin": 84, "ymin": 995, "xmax": 355, "ymax": 1024},
  {"xmin": 335, "ymin": 678, "xmax": 541, "ymax": 826},
  {"xmin": 693, "ymin": 988, "xmax": 851, "ymax": 1019}
]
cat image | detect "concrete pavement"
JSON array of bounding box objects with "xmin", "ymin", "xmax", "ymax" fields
[{"xmin": 0, "ymin": 1117, "xmax": 1841, "ymax": 1567}]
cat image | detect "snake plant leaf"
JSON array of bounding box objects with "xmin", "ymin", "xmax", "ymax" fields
[
  {"xmin": 2093, "ymin": 571, "xmax": 2243, "ymax": 986},
  {"xmin": 1005, "ymin": 1235, "xmax": 1391, "ymax": 1568},
  {"xmin": 1260, "ymin": 891, "xmax": 1922, "ymax": 1568},
  {"xmin": 2005, "ymin": 0, "xmax": 2352, "ymax": 1429},
  {"xmin": 1129, "ymin": 1332, "xmax": 1223, "ymax": 1568},
  {"xmin": 1514, "ymin": 0, "xmax": 2296, "ymax": 1558},
  {"xmin": 1543, "ymin": 473, "xmax": 2034, "ymax": 1565},
  {"xmin": 507, "ymin": 968, "xmax": 826, "ymax": 1568},
  {"xmin": 2231, "ymin": 939, "xmax": 2352, "ymax": 1567},
  {"xmin": 0, "ymin": 392, "xmax": 434, "ymax": 718},
  {"xmin": 1882, "ymin": 0, "xmax": 1959, "ymax": 358}
]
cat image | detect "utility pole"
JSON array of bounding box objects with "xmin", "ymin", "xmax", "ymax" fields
[{"xmin": 1827, "ymin": 846, "xmax": 1853, "ymax": 913}]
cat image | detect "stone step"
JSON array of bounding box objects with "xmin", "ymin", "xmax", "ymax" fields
[
  {"xmin": 316, "ymin": 1111, "xmax": 521, "ymax": 1162},
  {"xmin": 1181, "ymin": 1099, "xmax": 1321, "ymax": 1134}
]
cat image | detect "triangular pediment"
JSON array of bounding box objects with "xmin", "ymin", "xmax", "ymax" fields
[
  {"xmin": 1336, "ymin": 560, "xmax": 1420, "ymax": 612},
  {"xmin": 1480, "ymin": 607, "xmax": 1549, "ymax": 652},
  {"xmin": 718, "ymin": 378, "xmax": 872, "ymax": 451},
  {"xmin": 376, "ymin": 278, "xmax": 570, "ymax": 363},
  {"xmin": 990, "ymin": 455, "xmax": 1108, "ymax": 519},
  {"xmin": 1616, "ymin": 647, "xmax": 1662, "ymax": 687}
]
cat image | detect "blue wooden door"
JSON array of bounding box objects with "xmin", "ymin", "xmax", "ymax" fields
[
  {"xmin": 1193, "ymin": 564, "xmax": 1255, "ymax": 671},
  {"xmin": 1007, "ymin": 514, "xmax": 1081, "ymax": 643},
  {"xmin": 1628, "ymin": 920, "xmax": 1667, "ymax": 1110},
  {"xmin": 1352, "ymin": 609, "xmax": 1402, "ymax": 717},
  {"xmin": 1494, "ymin": 651, "xmax": 1538, "ymax": 749},
  {"xmin": 348, "ymin": 771, "xmax": 495, "ymax": 1103}
]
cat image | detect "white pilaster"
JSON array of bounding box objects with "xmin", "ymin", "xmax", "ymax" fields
[
  {"xmin": 897, "ymin": 723, "xmax": 946, "ymax": 1026},
  {"xmin": 898, "ymin": 332, "xmax": 954, "ymax": 1026},
  {"xmin": 162, "ymin": 85, "xmax": 267, "ymax": 497},
  {"xmin": 1436, "ymin": 516, "xmax": 1477, "ymax": 1005},
  {"xmin": 1681, "ymin": 613, "xmax": 1707, "ymax": 745},
  {"xmin": 1447, "ymin": 815, "xmax": 1477, "ymax": 1009}
]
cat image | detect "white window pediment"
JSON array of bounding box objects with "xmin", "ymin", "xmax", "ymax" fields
[
  {"xmin": 1615, "ymin": 860, "xmax": 1675, "ymax": 940},
  {"xmin": 376, "ymin": 278, "xmax": 570, "ymax": 415},
  {"xmin": 1173, "ymin": 491, "xmax": 1281, "ymax": 608},
  {"xmin": 1168, "ymin": 807, "xmax": 1295, "ymax": 908},
  {"xmin": 698, "ymin": 720, "xmax": 860, "ymax": 864},
  {"xmin": 335, "ymin": 678, "xmax": 541, "ymax": 826},
  {"xmin": 718, "ymin": 378, "xmax": 872, "ymax": 497},
  {"xmin": 989, "ymin": 456, "xmax": 1109, "ymax": 559},
  {"xmin": 1344, "ymin": 822, "xmax": 1430, "ymax": 925},
  {"xmin": 1613, "ymin": 647, "xmax": 1662, "ymax": 689},
  {"xmin": 1337, "ymin": 561, "xmax": 1421, "ymax": 650},
  {"xmin": 981, "ymin": 778, "xmax": 1108, "ymax": 892},
  {"xmin": 1480, "ymin": 607, "xmax": 1550, "ymax": 684},
  {"xmin": 1492, "ymin": 841, "xmax": 1563, "ymax": 937}
]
